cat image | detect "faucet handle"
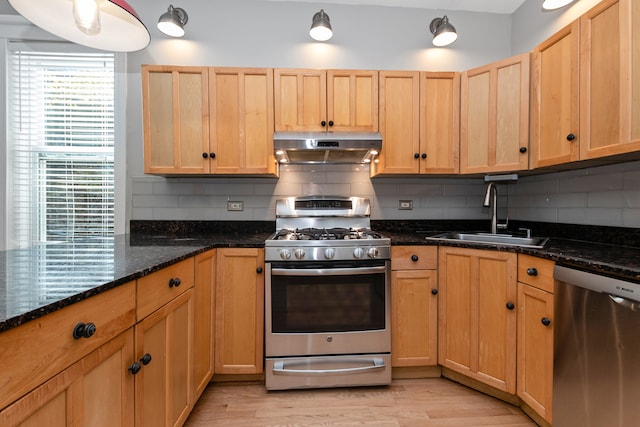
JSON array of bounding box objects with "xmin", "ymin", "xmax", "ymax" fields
[{"xmin": 518, "ymin": 227, "xmax": 532, "ymax": 238}]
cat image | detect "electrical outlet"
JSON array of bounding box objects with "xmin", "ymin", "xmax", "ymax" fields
[
  {"xmin": 398, "ymin": 200, "xmax": 413, "ymax": 210},
  {"xmin": 227, "ymin": 201, "xmax": 244, "ymax": 211}
]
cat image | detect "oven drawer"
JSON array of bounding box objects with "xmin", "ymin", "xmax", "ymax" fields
[{"xmin": 265, "ymin": 354, "xmax": 391, "ymax": 390}]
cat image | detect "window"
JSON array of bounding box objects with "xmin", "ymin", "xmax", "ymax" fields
[{"xmin": 7, "ymin": 42, "xmax": 115, "ymax": 248}]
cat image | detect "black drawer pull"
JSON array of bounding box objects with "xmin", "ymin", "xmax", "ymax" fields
[
  {"xmin": 506, "ymin": 302, "xmax": 515, "ymax": 310},
  {"xmin": 140, "ymin": 353, "xmax": 152, "ymax": 365},
  {"xmin": 431, "ymin": 288, "xmax": 438, "ymax": 295},
  {"xmin": 128, "ymin": 362, "xmax": 141, "ymax": 375},
  {"xmin": 411, "ymin": 255, "xmax": 419, "ymax": 262},
  {"xmin": 72, "ymin": 322, "xmax": 96, "ymax": 339},
  {"xmin": 527, "ymin": 268, "xmax": 538, "ymax": 276},
  {"xmin": 256, "ymin": 267, "xmax": 263, "ymax": 274},
  {"xmin": 169, "ymin": 277, "xmax": 182, "ymax": 288},
  {"xmin": 541, "ymin": 317, "xmax": 552, "ymax": 326}
]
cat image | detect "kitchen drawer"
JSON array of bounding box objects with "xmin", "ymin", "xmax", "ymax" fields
[
  {"xmin": 517, "ymin": 254, "xmax": 555, "ymax": 293},
  {"xmin": 391, "ymin": 246, "xmax": 437, "ymax": 270},
  {"xmin": 137, "ymin": 258, "xmax": 195, "ymax": 320},
  {"xmin": 0, "ymin": 280, "xmax": 136, "ymax": 410}
]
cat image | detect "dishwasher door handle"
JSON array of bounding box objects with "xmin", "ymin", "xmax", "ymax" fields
[
  {"xmin": 273, "ymin": 358, "xmax": 385, "ymax": 376},
  {"xmin": 609, "ymin": 294, "xmax": 640, "ymax": 312}
]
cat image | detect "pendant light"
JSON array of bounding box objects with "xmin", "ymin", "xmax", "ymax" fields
[
  {"xmin": 309, "ymin": 9, "xmax": 333, "ymax": 42},
  {"xmin": 542, "ymin": 0, "xmax": 577, "ymax": 10},
  {"xmin": 429, "ymin": 15, "xmax": 457, "ymax": 47},
  {"xmin": 8, "ymin": 0, "xmax": 150, "ymax": 52},
  {"xmin": 158, "ymin": 5, "xmax": 189, "ymax": 38}
]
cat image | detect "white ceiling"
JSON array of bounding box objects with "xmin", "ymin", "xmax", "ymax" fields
[{"xmin": 262, "ymin": 0, "xmax": 529, "ymax": 14}]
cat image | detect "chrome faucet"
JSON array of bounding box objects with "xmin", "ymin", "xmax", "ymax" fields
[{"xmin": 483, "ymin": 183, "xmax": 498, "ymax": 234}]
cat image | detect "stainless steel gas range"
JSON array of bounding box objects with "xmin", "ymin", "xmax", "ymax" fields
[{"xmin": 264, "ymin": 196, "xmax": 392, "ymax": 391}]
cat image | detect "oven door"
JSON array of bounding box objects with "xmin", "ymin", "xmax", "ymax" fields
[{"xmin": 265, "ymin": 260, "xmax": 391, "ymax": 358}]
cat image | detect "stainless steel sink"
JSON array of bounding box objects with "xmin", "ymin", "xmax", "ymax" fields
[{"xmin": 426, "ymin": 232, "xmax": 549, "ymax": 249}]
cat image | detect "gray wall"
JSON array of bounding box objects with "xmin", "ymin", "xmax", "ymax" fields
[{"xmin": 3, "ymin": 0, "xmax": 639, "ymax": 231}]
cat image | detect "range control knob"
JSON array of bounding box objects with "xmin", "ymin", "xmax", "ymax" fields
[
  {"xmin": 324, "ymin": 248, "xmax": 336, "ymax": 259},
  {"xmin": 367, "ymin": 247, "xmax": 380, "ymax": 258},
  {"xmin": 353, "ymin": 247, "xmax": 365, "ymax": 259},
  {"xmin": 279, "ymin": 249, "xmax": 291, "ymax": 260},
  {"xmin": 294, "ymin": 248, "xmax": 306, "ymax": 260}
]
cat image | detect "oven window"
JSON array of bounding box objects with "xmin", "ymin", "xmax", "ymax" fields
[{"xmin": 271, "ymin": 273, "xmax": 386, "ymax": 333}]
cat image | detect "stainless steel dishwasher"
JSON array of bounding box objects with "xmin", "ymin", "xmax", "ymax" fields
[{"xmin": 553, "ymin": 265, "xmax": 640, "ymax": 427}]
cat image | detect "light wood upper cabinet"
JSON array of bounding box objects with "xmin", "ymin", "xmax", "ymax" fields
[
  {"xmin": 420, "ymin": 72, "xmax": 460, "ymax": 174},
  {"xmin": 460, "ymin": 53, "xmax": 530, "ymax": 174},
  {"xmin": 438, "ymin": 247, "xmax": 517, "ymax": 394},
  {"xmin": 142, "ymin": 65, "xmax": 210, "ymax": 174},
  {"xmin": 215, "ymin": 248, "xmax": 265, "ymax": 375},
  {"xmin": 579, "ymin": 0, "xmax": 640, "ymax": 159},
  {"xmin": 391, "ymin": 246, "xmax": 439, "ymax": 367},
  {"xmin": 209, "ymin": 68, "xmax": 277, "ymax": 175},
  {"xmin": 373, "ymin": 71, "xmax": 459, "ymax": 175},
  {"xmin": 533, "ymin": 0, "xmax": 640, "ymax": 168},
  {"xmin": 373, "ymin": 71, "xmax": 421, "ymax": 174},
  {"xmin": 274, "ymin": 68, "xmax": 378, "ymax": 132}
]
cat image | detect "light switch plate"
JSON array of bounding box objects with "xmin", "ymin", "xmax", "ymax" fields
[
  {"xmin": 227, "ymin": 201, "xmax": 244, "ymax": 211},
  {"xmin": 398, "ymin": 200, "xmax": 413, "ymax": 210}
]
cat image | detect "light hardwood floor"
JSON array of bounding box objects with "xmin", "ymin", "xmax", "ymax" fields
[{"xmin": 185, "ymin": 378, "xmax": 538, "ymax": 426}]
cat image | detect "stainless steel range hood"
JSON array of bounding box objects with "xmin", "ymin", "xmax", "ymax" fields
[{"xmin": 274, "ymin": 131, "xmax": 382, "ymax": 164}]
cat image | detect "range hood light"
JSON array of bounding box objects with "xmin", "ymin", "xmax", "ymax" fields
[{"xmin": 273, "ymin": 131, "xmax": 382, "ymax": 165}]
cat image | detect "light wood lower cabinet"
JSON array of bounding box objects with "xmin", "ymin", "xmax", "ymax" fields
[
  {"xmin": 390, "ymin": 246, "xmax": 438, "ymax": 367},
  {"xmin": 214, "ymin": 248, "xmax": 265, "ymax": 375},
  {"xmin": 193, "ymin": 249, "xmax": 216, "ymax": 400},
  {"xmin": 438, "ymin": 246, "xmax": 517, "ymax": 394},
  {"xmin": 517, "ymin": 254, "xmax": 555, "ymax": 426},
  {"xmin": 0, "ymin": 328, "xmax": 135, "ymax": 427}
]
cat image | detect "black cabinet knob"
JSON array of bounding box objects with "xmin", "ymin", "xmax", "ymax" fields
[
  {"xmin": 256, "ymin": 267, "xmax": 263, "ymax": 274},
  {"xmin": 72, "ymin": 322, "xmax": 96, "ymax": 339},
  {"xmin": 321, "ymin": 121, "xmax": 327, "ymax": 127},
  {"xmin": 202, "ymin": 152, "xmax": 208, "ymax": 158},
  {"xmin": 169, "ymin": 277, "xmax": 182, "ymax": 288},
  {"xmin": 431, "ymin": 288, "xmax": 439, "ymax": 295},
  {"xmin": 519, "ymin": 146, "xmax": 527, "ymax": 153},
  {"xmin": 414, "ymin": 153, "xmax": 420, "ymax": 159},
  {"xmin": 328, "ymin": 120, "xmax": 334, "ymax": 127},
  {"xmin": 140, "ymin": 353, "xmax": 152, "ymax": 366},
  {"xmin": 567, "ymin": 133, "xmax": 576, "ymax": 141},
  {"xmin": 421, "ymin": 153, "xmax": 427, "ymax": 159},
  {"xmin": 128, "ymin": 362, "xmax": 141, "ymax": 375},
  {"xmin": 210, "ymin": 152, "xmax": 216, "ymax": 159},
  {"xmin": 506, "ymin": 302, "xmax": 515, "ymax": 310},
  {"xmin": 527, "ymin": 268, "xmax": 538, "ymax": 277},
  {"xmin": 541, "ymin": 317, "xmax": 552, "ymax": 326},
  {"xmin": 411, "ymin": 254, "xmax": 419, "ymax": 262}
]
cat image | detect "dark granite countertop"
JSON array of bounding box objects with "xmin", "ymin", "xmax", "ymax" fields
[
  {"xmin": 0, "ymin": 231, "xmax": 271, "ymax": 333},
  {"xmin": 2, "ymin": 219, "xmax": 639, "ymax": 334}
]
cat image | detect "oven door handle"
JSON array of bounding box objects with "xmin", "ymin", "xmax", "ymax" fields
[
  {"xmin": 272, "ymin": 358, "xmax": 385, "ymax": 376},
  {"xmin": 271, "ymin": 266, "xmax": 387, "ymax": 276}
]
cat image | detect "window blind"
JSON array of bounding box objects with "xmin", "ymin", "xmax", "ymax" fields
[{"xmin": 7, "ymin": 43, "xmax": 115, "ymax": 248}]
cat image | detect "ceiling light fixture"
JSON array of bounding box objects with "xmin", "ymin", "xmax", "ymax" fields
[
  {"xmin": 158, "ymin": 5, "xmax": 189, "ymax": 38},
  {"xmin": 542, "ymin": 0, "xmax": 577, "ymax": 10},
  {"xmin": 429, "ymin": 15, "xmax": 457, "ymax": 47},
  {"xmin": 309, "ymin": 9, "xmax": 333, "ymax": 42},
  {"xmin": 8, "ymin": 0, "xmax": 150, "ymax": 52}
]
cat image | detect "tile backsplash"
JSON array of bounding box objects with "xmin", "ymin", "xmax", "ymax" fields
[{"xmin": 131, "ymin": 160, "xmax": 640, "ymax": 229}]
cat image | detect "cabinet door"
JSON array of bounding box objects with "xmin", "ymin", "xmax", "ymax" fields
[
  {"xmin": 420, "ymin": 72, "xmax": 460, "ymax": 174},
  {"xmin": 327, "ymin": 69, "xmax": 378, "ymax": 132},
  {"xmin": 215, "ymin": 248, "xmax": 265, "ymax": 374},
  {"xmin": 531, "ymin": 21, "xmax": 580, "ymax": 168},
  {"xmin": 0, "ymin": 329, "xmax": 135, "ymax": 427},
  {"xmin": 209, "ymin": 68, "xmax": 277, "ymax": 175},
  {"xmin": 580, "ymin": 0, "xmax": 640, "ymax": 159},
  {"xmin": 517, "ymin": 283, "xmax": 554, "ymax": 425},
  {"xmin": 460, "ymin": 53, "xmax": 530, "ymax": 174},
  {"xmin": 274, "ymin": 69, "xmax": 326, "ymax": 132},
  {"xmin": 373, "ymin": 71, "xmax": 421, "ymax": 175},
  {"xmin": 438, "ymin": 247, "xmax": 517, "ymax": 394},
  {"xmin": 135, "ymin": 290, "xmax": 194, "ymax": 427},
  {"xmin": 193, "ymin": 249, "xmax": 215, "ymax": 401},
  {"xmin": 142, "ymin": 66, "xmax": 210, "ymax": 174},
  {"xmin": 391, "ymin": 269, "xmax": 438, "ymax": 367}
]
